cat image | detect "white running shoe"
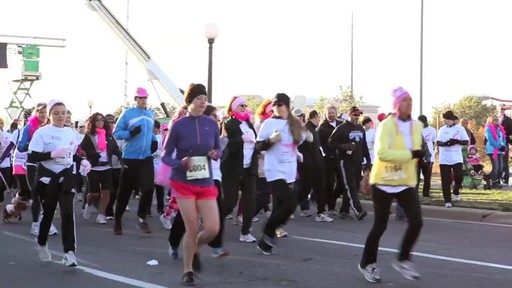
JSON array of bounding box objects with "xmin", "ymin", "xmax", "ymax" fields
[
  {"xmin": 83, "ymin": 204, "xmax": 91, "ymax": 220},
  {"xmin": 96, "ymin": 214, "xmax": 107, "ymax": 224},
  {"xmin": 299, "ymin": 210, "xmax": 312, "ymax": 217},
  {"xmin": 275, "ymin": 227, "xmax": 288, "ymax": 238},
  {"xmin": 233, "ymin": 215, "xmax": 243, "ymax": 226},
  {"xmin": 38, "ymin": 245, "xmax": 52, "ymax": 262},
  {"xmin": 445, "ymin": 202, "xmax": 453, "ymax": 208},
  {"xmin": 239, "ymin": 233, "xmax": 257, "ymax": 243},
  {"xmin": 226, "ymin": 214, "xmax": 234, "ymax": 220},
  {"xmin": 160, "ymin": 214, "xmax": 172, "ymax": 230},
  {"xmin": 358, "ymin": 263, "xmax": 381, "ymax": 283},
  {"xmin": 392, "ymin": 260, "xmax": 420, "ymax": 280},
  {"xmin": 31, "ymin": 222, "xmax": 40, "ymax": 236},
  {"xmin": 454, "ymin": 195, "xmax": 461, "ymax": 201},
  {"xmin": 63, "ymin": 251, "xmax": 78, "ymax": 267},
  {"xmin": 49, "ymin": 223, "xmax": 58, "ymax": 236},
  {"xmin": 252, "ymin": 216, "xmax": 259, "ymax": 222},
  {"xmin": 315, "ymin": 213, "xmax": 334, "ymax": 223}
]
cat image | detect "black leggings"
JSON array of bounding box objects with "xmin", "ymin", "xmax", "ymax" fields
[
  {"xmin": 263, "ymin": 180, "xmax": 298, "ymax": 238},
  {"xmin": 169, "ymin": 180, "xmax": 224, "ymax": 249},
  {"xmin": 440, "ymin": 163, "xmax": 463, "ymax": 203},
  {"xmin": 26, "ymin": 164, "xmax": 41, "ymax": 223},
  {"xmin": 360, "ymin": 187, "xmax": 423, "ymax": 267},
  {"xmin": 254, "ymin": 177, "xmax": 271, "ymax": 216}
]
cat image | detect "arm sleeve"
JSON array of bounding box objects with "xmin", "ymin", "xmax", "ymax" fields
[
  {"xmin": 161, "ymin": 124, "xmax": 183, "ymax": 170},
  {"xmin": 113, "ymin": 111, "xmax": 131, "ymax": 140},
  {"xmin": 375, "ymin": 123, "xmax": 413, "ymax": 163},
  {"xmin": 28, "ymin": 151, "xmax": 52, "ymax": 162}
]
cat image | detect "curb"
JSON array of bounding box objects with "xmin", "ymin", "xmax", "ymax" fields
[{"xmin": 360, "ymin": 200, "xmax": 512, "ymax": 225}]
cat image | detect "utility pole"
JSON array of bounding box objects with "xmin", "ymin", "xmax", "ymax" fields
[
  {"xmin": 350, "ymin": 10, "xmax": 354, "ymax": 97},
  {"xmin": 419, "ymin": 0, "xmax": 424, "ymax": 115}
]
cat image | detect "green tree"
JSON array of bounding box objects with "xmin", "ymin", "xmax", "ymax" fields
[
  {"xmin": 243, "ymin": 95, "xmax": 263, "ymax": 115},
  {"xmin": 451, "ymin": 95, "xmax": 496, "ymax": 127},
  {"xmin": 313, "ymin": 95, "xmax": 332, "ymax": 115},
  {"xmin": 333, "ymin": 85, "xmax": 362, "ymax": 114}
]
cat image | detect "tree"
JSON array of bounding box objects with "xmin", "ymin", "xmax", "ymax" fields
[
  {"xmin": 313, "ymin": 95, "xmax": 333, "ymax": 115},
  {"xmin": 451, "ymin": 95, "xmax": 496, "ymax": 127},
  {"xmin": 333, "ymin": 85, "xmax": 362, "ymax": 114},
  {"xmin": 243, "ymin": 95, "xmax": 263, "ymax": 115},
  {"xmin": 112, "ymin": 103, "xmax": 177, "ymax": 120}
]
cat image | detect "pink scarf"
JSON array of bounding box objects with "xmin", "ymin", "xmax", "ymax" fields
[
  {"xmin": 486, "ymin": 124, "xmax": 506, "ymax": 159},
  {"xmin": 28, "ymin": 116, "xmax": 43, "ymax": 140},
  {"xmin": 233, "ymin": 111, "xmax": 251, "ymax": 122},
  {"xmin": 96, "ymin": 128, "xmax": 107, "ymax": 151}
]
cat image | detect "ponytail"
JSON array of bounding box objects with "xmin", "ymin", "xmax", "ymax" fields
[{"xmin": 287, "ymin": 112, "xmax": 303, "ymax": 145}]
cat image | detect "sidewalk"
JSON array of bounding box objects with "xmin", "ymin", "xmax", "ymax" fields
[{"xmin": 360, "ymin": 200, "xmax": 512, "ymax": 225}]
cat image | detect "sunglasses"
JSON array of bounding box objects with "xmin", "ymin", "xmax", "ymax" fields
[
  {"xmin": 239, "ymin": 104, "xmax": 247, "ymax": 108},
  {"xmin": 351, "ymin": 113, "xmax": 361, "ymax": 117},
  {"xmin": 272, "ymin": 103, "xmax": 284, "ymax": 107}
]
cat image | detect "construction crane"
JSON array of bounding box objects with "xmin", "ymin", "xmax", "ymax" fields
[
  {"xmin": 85, "ymin": 0, "xmax": 184, "ymax": 117},
  {"xmin": 0, "ymin": 35, "xmax": 66, "ymax": 121}
]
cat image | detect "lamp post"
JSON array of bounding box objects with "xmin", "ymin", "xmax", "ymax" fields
[
  {"xmin": 87, "ymin": 100, "xmax": 93, "ymax": 116},
  {"xmin": 205, "ymin": 23, "xmax": 219, "ymax": 103}
]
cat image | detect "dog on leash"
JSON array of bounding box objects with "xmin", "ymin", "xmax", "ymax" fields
[{"xmin": 2, "ymin": 200, "xmax": 28, "ymax": 223}]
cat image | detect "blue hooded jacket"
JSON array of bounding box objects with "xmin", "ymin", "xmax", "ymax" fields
[{"xmin": 113, "ymin": 106, "xmax": 156, "ymax": 159}]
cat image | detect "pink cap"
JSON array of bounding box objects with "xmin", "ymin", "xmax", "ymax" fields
[
  {"xmin": 135, "ymin": 87, "xmax": 149, "ymax": 98},
  {"xmin": 48, "ymin": 99, "xmax": 65, "ymax": 112}
]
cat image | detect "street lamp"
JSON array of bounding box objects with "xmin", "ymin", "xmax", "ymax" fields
[
  {"xmin": 87, "ymin": 100, "xmax": 93, "ymax": 116},
  {"xmin": 205, "ymin": 23, "xmax": 219, "ymax": 103}
]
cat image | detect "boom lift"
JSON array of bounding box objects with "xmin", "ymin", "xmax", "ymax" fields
[{"xmin": 86, "ymin": 0, "xmax": 184, "ymax": 117}]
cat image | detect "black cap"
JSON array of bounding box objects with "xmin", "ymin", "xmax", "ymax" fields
[
  {"xmin": 272, "ymin": 93, "xmax": 290, "ymax": 108},
  {"xmin": 418, "ymin": 115, "xmax": 428, "ymax": 124},
  {"xmin": 442, "ymin": 110, "xmax": 457, "ymax": 121},
  {"xmin": 348, "ymin": 106, "xmax": 362, "ymax": 114}
]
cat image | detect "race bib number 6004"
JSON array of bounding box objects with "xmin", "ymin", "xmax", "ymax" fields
[{"xmin": 186, "ymin": 156, "xmax": 210, "ymax": 180}]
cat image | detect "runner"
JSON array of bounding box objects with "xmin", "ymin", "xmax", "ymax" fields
[
  {"xmin": 358, "ymin": 87, "xmax": 424, "ymax": 282},
  {"xmin": 28, "ymin": 100, "xmax": 92, "ymax": 266}
]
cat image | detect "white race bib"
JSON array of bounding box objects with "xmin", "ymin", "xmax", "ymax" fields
[
  {"xmin": 382, "ymin": 164, "xmax": 406, "ymax": 180},
  {"xmin": 55, "ymin": 147, "xmax": 73, "ymax": 166},
  {"xmin": 186, "ymin": 156, "xmax": 210, "ymax": 180}
]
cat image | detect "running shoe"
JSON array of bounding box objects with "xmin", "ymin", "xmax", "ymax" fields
[
  {"xmin": 181, "ymin": 271, "xmax": 195, "ymax": 286},
  {"xmin": 38, "ymin": 244, "xmax": 52, "ymax": 262},
  {"xmin": 63, "ymin": 251, "xmax": 78, "ymax": 267},
  {"xmin": 160, "ymin": 214, "xmax": 172, "ymax": 230},
  {"xmin": 339, "ymin": 212, "xmax": 354, "ymax": 220},
  {"xmin": 358, "ymin": 263, "xmax": 381, "ymax": 283},
  {"xmin": 168, "ymin": 245, "xmax": 179, "ymax": 260},
  {"xmin": 275, "ymin": 227, "xmax": 288, "ymax": 238},
  {"xmin": 83, "ymin": 204, "xmax": 91, "ymax": 220},
  {"xmin": 49, "ymin": 223, "xmax": 58, "ymax": 236},
  {"xmin": 239, "ymin": 233, "xmax": 257, "ymax": 243},
  {"xmin": 315, "ymin": 213, "xmax": 334, "ymax": 222},
  {"xmin": 392, "ymin": 260, "xmax": 420, "ymax": 280},
  {"xmin": 31, "ymin": 222, "xmax": 40, "ymax": 236},
  {"xmin": 356, "ymin": 210, "xmax": 368, "ymax": 221},
  {"xmin": 138, "ymin": 219, "xmax": 151, "ymax": 234},
  {"xmin": 211, "ymin": 247, "xmax": 229, "ymax": 258},
  {"xmin": 96, "ymin": 214, "xmax": 107, "ymax": 224},
  {"xmin": 256, "ymin": 238, "xmax": 273, "ymax": 256},
  {"xmin": 300, "ymin": 210, "xmax": 312, "ymax": 217}
]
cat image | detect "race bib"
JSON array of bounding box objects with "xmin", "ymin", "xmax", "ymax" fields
[
  {"xmin": 55, "ymin": 147, "xmax": 73, "ymax": 166},
  {"xmin": 186, "ymin": 156, "xmax": 210, "ymax": 180},
  {"xmin": 382, "ymin": 164, "xmax": 406, "ymax": 180}
]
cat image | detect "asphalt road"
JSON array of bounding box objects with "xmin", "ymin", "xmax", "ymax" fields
[{"xmin": 1, "ymin": 198, "xmax": 511, "ymax": 288}]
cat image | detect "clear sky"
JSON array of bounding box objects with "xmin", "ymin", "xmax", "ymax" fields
[{"xmin": 1, "ymin": 0, "xmax": 511, "ymax": 121}]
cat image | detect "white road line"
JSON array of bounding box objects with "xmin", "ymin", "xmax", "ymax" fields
[
  {"xmin": 2, "ymin": 231, "xmax": 167, "ymax": 287},
  {"xmin": 291, "ymin": 235, "xmax": 512, "ymax": 270}
]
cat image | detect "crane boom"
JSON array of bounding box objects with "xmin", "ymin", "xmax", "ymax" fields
[{"xmin": 86, "ymin": 0, "xmax": 184, "ymax": 114}]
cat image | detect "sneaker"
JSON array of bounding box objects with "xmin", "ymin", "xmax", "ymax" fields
[
  {"xmin": 31, "ymin": 222, "xmax": 40, "ymax": 236},
  {"xmin": 454, "ymin": 195, "xmax": 461, "ymax": 201},
  {"xmin": 289, "ymin": 214, "xmax": 295, "ymax": 220},
  {"xmin": 181, "ymin": 271, "xmax": 195, "ymax": 286},
  {"xmin": 160, "ymin": 214, "xmax": 172, "ymax": 230},
  {"xmin": 125, "ymin": 205, "xmax": 130, "ymax": 211},
  {"xmin": 192, "ymin": 253, "xmax": 201, "ymax": 273},
  {"xmin": 226, "ymin": 214, "xmax": 234, "ymax": 220},
  {"xmin": 62, "ymin": 251, "xmax": 78, "ymax": 267},
  {"xmin": 233, "ymin": 215, "xmax": 243, "ymax": 226},
  {"xmin": 445, "ymin": 202, "xmax": 453, "ymax": 208},
  {"xmin": 275, "ymin": 227, "xmax": 288, "ymax": 238},
  {"xmin": 327, "ymin": 210, "xmax": 338, "ymax": 217},
  {"xmin": 338, "ymin": 212, "xmax": 354, "ymax": 220},
  {"xmin": 392, "ymin": 260, "xmax": 421, "ymax": 280},
  {"xmin": 252, "ymin": 216, "xmax": 259, "ymax": 222},
  {"xmin": 38, "ymin": 245, "xmax": 52, "ymax": 262},
  {"xmin": 83, "ymin": 204, "xmax": 91, "ymax": 220},
  {"xmin": 315, "ymin": 213, "xmax": 334, "ymax": 222},
  {"xmin": 211, "ymin": 247, "xmax": 229, "ymax": 258},
  {"xmin": 168, "ymin": 245, "xmax": 178, "ymax": 260},
  {"xmin": 138, "ymin": 219, "xmax": 151, "ymax": 234},
  {"xmin": 256, "ymin": 238, "xmax": 273, "ymax": 256},
  {"xmin": 49, "ymin": 223, "xmax": 58, "ymax": 236},
  {"xmin": 105, "ymin": 215, "xmax": 114, "ymax": 220},
  {"xmin": 358, "ymin": 263, "xmax": 381, "ymax": 283},
  {"xmin": 114, "ymin": 219, "xmax": 122, "ymax": 235},
  {"xmin": 96, "ymin": 214, "xmax": 107, "ymax": 224},
  {"xmin": 356, "ymin": 210, "xmax": 368, "ymax": 221},
  {"xmin": 239, "ymin": 233, "xmax": 257, "ymax": 243},
  {"xmin": 300, "ymin": 210, "xmax": 312, "ymax": 217}
]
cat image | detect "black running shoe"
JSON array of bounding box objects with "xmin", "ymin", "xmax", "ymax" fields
[
  {"xmin": 357, "ymin": 210, "xmax": 368, "ymax": 221},
  {"xmin": 257, "ymin": 239, "xmax": 273, "ymax": 256},
  {"xmin": 181, "ymin": 271, "xmax": 195, "ymax": 286}
]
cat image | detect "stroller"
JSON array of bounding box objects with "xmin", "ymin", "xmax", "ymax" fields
[{"xmin": 462, "ymin": 146, "xmax": 491, "ymax": 190}]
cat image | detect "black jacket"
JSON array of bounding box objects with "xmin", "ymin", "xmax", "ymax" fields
[
  {"xmin": 328, "ymin": 121, "xmax": 370, "ymax": 165},
  {"xmin": 298, "ymin": 121, "xmax": 324, "ymax": 168},
  {"xmin": 500, "ymin": 115, "xmax": 512, "ymax": 145},
  {"xmin": 317, "ymin": 119, "xmax": 343, "ymax": 162},
  {"xmin": 220, "ymin": 117, "xmax": 258, "ymax": 178},
  {"xmin": 80, "ymin": 132, "xmax": 122, "ymax": 167}
]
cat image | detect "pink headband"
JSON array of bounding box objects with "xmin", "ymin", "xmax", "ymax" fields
[
  {"xmin": 265, "ymin": 103, "xmax": 273, "ymax": 115},
  {"xmin": 392, "ymin": 87, "xmax": 410, "ymax": 113},
  {"xmin": 230, "ymin": 97, "xmax": 246, "ymax": 112}
]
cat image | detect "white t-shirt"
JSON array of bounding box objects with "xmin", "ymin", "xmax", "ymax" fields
[
  {"xmin": 437, "ymin": 125, "xmax": 469, "ymax": 165},
  {"xmin": 0, "ymin": 130, "xmax": 12, "ymax": 168},
  {"xmin": 365, "ymin": 128, "xmax": 376, "ymax": 164},
  {"xmin": 28, "ymin": 125, "xmax": 80, "ymax": 183},
  {"xmin": 422, "ymin": 126, "xmax": 437, "ymax": 162},
  {"xmin": 240, "ymin": 121, "xmax": 256, "ymax": 168},
  {"xmin": 10, "ymin": 128, "xmax": 27, "ymax": 167},
  {"xmin": 256, "ymin": 118, "xmax": 305, "ymax": 183}
]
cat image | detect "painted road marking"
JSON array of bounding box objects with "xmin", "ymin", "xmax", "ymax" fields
[{"xmin": 291, "ymin": 235, "xmax": 512, "ymax": 270}]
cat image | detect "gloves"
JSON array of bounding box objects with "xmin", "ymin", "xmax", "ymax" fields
[
  {"xmin": 181, "ymin": 157, "xmax": 191, "ymax": 170},
  {"xmin": 411, "ymin": 150, "xmax": 425, "ymax": 159},
  {"xmin": 80, "ymin": 159, "xmax": 92, "ymax": 174},
  {"xmin": 305, "ymin": 131, "xmax": 314, "ymax": 143},
  {"xmin": 269, "ymin": 131, "xmax": 282, "ymax": 143},
  {"xmin": 51, "ymin": 147, "xmax": 69, "ymax": 159},
  {"xmin": 208, "ymin": 149, "xmax": 219, "ymax": 161},
  {"xmin": 129, "ymin": 125, "xmax": 142, "ymax": 137},
  {"xmin": 151, "ymin": 140, "xmax": 158, "ymax": 154},
  {"xmin": 445, "ymin": 139, "xmax": 456, "ymax": 146},
  {"xmin": 242, "ymin": 132, "xmax": 256, "ymax": 143}
]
